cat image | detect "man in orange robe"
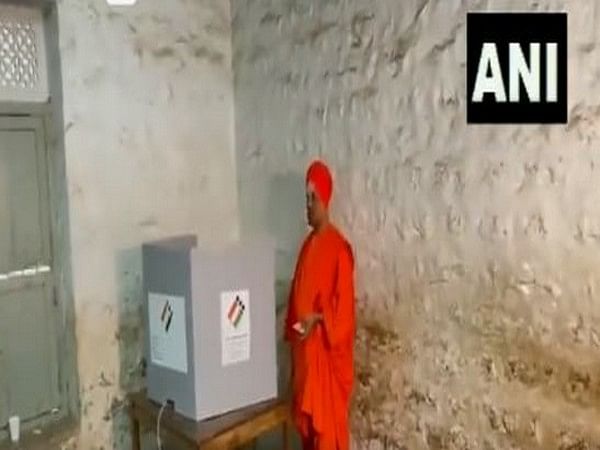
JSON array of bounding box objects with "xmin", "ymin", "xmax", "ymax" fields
[{"xmin": 285, "ymin": 160, "xmax": 356, "ymax": 450}]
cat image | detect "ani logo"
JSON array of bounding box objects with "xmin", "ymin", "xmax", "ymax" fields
[{"xmin": 466, "ymin": 12, "xmax": 567, "ymax": 124}]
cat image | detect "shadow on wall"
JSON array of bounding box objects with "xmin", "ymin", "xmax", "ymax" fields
[
  {"xmin": 230, "ymin": 170, "xmax": 307, "ymax": 449},
  {"xmin": 112, "ymin": 247, "xmax": 146, "ymax": 450},
  {"xmin": 265, "ymin": 172, "xmax": 306, "ymax": 450},
  {"xmin": 264, "ymin": 171, "xmax": 305, "ymax": 418},
  {"xmin": 265, "ymin": 172, "xmax": 307, "ymax": 285}
]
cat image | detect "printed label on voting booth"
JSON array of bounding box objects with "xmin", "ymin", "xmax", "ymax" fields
[
  {"xmin": 221, "ymin": 289, "xmax": 251, "ymax": 366},
  {"xmin": 148, "ymin": 292, "xmax": 188, "ymax": 374},
  {"xmin": 467, "ymin": 12, "xmax": 567, "ymax": 124}
]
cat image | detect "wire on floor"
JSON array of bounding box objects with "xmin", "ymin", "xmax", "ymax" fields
[{"xmin": 156, "ymin": 400, "xmax": 168, "ymax": 450}]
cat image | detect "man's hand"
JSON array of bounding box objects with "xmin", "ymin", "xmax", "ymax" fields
[{"xmin": 299, "ymin": 313, "xmax": 323, "ymax": 340}]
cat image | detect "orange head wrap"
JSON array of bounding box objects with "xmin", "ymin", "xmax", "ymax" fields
[{"xmin": 306, "ymin": 160, "xmax": 333, "ymax": 208}]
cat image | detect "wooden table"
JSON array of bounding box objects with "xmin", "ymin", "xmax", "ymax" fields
[{"xmin": 128, "ymin": 391, "xmax": 292, "ymax": 450}]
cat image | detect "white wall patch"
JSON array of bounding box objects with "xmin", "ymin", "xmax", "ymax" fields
[{"xmin": 107, "ymin": 0, "xmax": 137, "ymax": 5}]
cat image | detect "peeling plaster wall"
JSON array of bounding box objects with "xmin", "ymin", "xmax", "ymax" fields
[
  {"xmin": 232, "ymin": 1, "xmax": 600, "ymax": 448},
  {"xmin": 55, "ymin": 0, "xmax": 238, "ymax": 448}
]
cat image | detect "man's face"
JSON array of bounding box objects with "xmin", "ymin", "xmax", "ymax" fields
[{"xmin": 305, "ymin": 182, "xmax": 324, "ymax": 228}]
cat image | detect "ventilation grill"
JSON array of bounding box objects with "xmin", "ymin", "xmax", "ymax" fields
[{"xmin": 0, "ymin": 6, "xmax": 48, "ymax": 103}]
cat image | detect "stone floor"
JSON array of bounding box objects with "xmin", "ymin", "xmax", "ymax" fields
[{"xmin": 0, "ymin": 419, "xmax": 77, "ymax": 450}]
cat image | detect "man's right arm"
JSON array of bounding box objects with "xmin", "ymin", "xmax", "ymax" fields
[{"xmin": 316, "ymin": 243, "xmax": 355, "ymax": 349}]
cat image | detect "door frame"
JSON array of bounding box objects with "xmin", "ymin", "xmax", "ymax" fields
[
  {"xmin": 0, "ymin": 0, "xmax": 79, "ymax": 441},
  {"xmin": 0, "ymin": 102, "xmax": 80, "ymax": 438}
]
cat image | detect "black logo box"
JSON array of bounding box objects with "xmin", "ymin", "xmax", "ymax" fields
[{"xmin": 466, "ymin": 12, "xmax": 567, "ymax": 124}]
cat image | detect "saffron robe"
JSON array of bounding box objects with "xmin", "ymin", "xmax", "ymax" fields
[{"xmin": 285, "ymin": 223, "xmax": 355, "ymax": 450}]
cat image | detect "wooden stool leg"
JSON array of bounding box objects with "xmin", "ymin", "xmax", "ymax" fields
[
  {"xmin": 129, "ymin": 411, "xmax": 141, "ymax": 450},
  {"xmin": 283, "ymin": 420, "xmax": 291, "ymax": 450}
]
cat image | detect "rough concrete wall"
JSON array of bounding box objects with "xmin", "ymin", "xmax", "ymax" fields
[
  {"xmin": 55, "ymin": 0, "xmax": 238, "ymax": 448},
  {"xmin": 232, "ymin": 1, "xmax": 600, "ymax": 448}
]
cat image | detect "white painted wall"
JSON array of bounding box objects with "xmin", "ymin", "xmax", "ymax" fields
[
  {"xmin": 55, "ymin": 0, "xmax": 238, "ymax": 447},
  {"xmin": 232, "ymin": 1, "xmax": 600, "ymax": 448}
]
